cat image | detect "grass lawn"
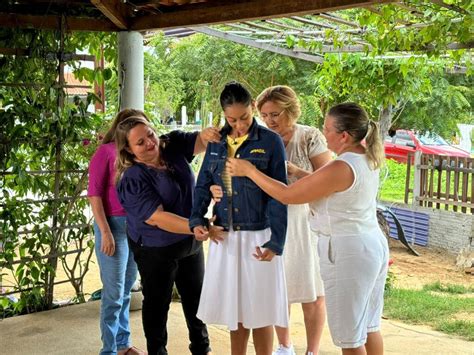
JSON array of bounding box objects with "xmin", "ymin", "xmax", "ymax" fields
[{"xmin": 384, "ymin": 282, "xmax": 474, "ymax": 341}]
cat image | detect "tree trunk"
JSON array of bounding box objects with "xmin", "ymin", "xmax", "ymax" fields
[{"xmin": 378, "ymin": 104, "xmax": 393, "ymax": 140}]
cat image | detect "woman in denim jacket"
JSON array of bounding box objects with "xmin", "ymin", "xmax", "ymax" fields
[{"xmin": 189, "ymin": 81, "xmax": 288, "ymax": 355}]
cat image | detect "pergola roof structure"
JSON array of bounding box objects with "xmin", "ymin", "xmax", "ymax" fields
[
  {"xmin": 0, "ymin": 0, "xmax": 396, "ymax": 32},
  {"xmin": 166, "ymin": 2, "xmax": 472, "ymax": 64},
  {"xmin": 1, "ymin": 1, "xmax": 471, "ymax": 66}
]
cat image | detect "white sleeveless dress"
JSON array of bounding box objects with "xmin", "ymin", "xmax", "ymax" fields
[
  {"xmin": 284, "ymin": 124, "xmax": 327, "ymax": 303},
  {"xmin": 311, "ymin": 152, "xmax": 389, "ymax": 349}
]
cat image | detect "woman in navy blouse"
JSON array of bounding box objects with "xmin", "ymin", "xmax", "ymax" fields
[{"xmin": 115, "ymin": 114, "xmax": 222, "ymax": 355}]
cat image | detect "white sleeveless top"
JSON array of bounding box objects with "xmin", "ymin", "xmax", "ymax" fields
[{"xmin": 311, "ymin": 152, "xmax": 381, "ymax": 237}]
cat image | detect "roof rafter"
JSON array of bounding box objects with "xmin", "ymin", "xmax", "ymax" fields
[
  {"xmin": 190, "ymin": 26, "xmax": 324, "ymax": 63},
  {"xmin": 290, "ymin": 16, "xmax": 336, "ymax": 29},
  {"xmin": 316, "ymin": 13, "xmax": 360, "ymax": 27},
  {"xmin": 91, "ymin": 0, "xmax": 130, "ymax": 30}
]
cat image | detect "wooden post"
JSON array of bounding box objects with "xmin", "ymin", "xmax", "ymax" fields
[
  {"xmin": 94, "ymin": 46, "xmax": 105, "ymax": 112},
  {"xmin": 412, "ymin": 150, "xmax": 422, "ymax": 207},
  {"xmin": 45, "ymin": 15, "xmax": 66, "ymax": 310},
  {"xmin": 404, "ymin": 153, "xmax": 412, "ymax": 204}
]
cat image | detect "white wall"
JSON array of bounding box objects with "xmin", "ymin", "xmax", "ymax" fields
[{"xmin": 383, "ymin": 201, "xmax": 473, "ymax": 255}]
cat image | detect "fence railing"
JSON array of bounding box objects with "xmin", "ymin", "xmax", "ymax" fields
[{"xmin": 404, "ymin": 151, "xmax": 474, "ymax": 214}]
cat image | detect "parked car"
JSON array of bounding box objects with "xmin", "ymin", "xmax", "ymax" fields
[{"xmin": 384, "ymin": 129, "xmax": 470, "ymax": 163}]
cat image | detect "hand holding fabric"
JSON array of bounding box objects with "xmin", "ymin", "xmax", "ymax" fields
[
  {"xmin": 226, "ymin": 157, "xmax": 256, "ymax": 177},
  {"xmin": 200, "ymin": 127, "xmax": 221, "ymax": 144},
  {"xmin": 252, "ymin": 246, "xmax": 275, "ymax": 262},
  {"xmin": 210, "ymin": 185, "xmax": 223, "ymax": 202}
]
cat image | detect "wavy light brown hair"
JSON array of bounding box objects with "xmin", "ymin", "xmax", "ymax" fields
[
  {"xmin": 101, "ymin": 108, "xmax": 147, "ymax": 144},
  {"xmin": 328, "ymin": 102, "xmax": 385, "ymax": 170},
  {"xmin": 256, "ymin": 85, "xmax": 301, "ymax": 126},
  {"xmin": 114, "ymin": 115, "xmax": 157, "ymax": 183}
]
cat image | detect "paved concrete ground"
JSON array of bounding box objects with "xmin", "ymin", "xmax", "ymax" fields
[{"xmin": 0, "ymin": 300, "xmax": 472, "ymax": 355}]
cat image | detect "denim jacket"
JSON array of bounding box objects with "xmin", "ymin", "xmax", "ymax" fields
[{"xmin": 189, "ymin": 119, "xmax": 288, "ymax": 255}]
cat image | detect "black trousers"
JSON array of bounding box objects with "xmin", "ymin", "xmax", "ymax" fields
[{"xmin": 129, "ymin": 237, "xmax": 211, "ymax": 355}]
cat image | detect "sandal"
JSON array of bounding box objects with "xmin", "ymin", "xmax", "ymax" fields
[{"xmin": 125, "ymin": 346, "xmax": 147, "ymax": 355}]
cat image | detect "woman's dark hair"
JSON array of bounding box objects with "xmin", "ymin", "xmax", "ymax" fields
[
  {"xmin": 328, "ymin": 102, "xmax": 384, "ymax": 170},
  {"xmin": 219, "ymin": 81, "xmax": 252, "ymax": 110}
]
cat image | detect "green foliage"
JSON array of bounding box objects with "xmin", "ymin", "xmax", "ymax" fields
[
  {"xmin": 159, "ymin": 34, "xmax": 317, "ymax": 123},
  {"xmin": 395, "ymin": 74, "xmax": 473, "ymax": 137},
  {"xmin": 315, "ymin": 1, "xmax": 473, "ymax": 56},
  {"xmin": 0, "ymin": 28, "xmax": 107, "ymax": 316},
  {"xmin": 423, "ymin": 281, "xmax": 474, "ymax": 294},
  {"xmin": 385, "ymin": 269, "xmax": 396, "ymax": 292},
  {"xmin": 384, "ymin": 287, "xmax": 474, "ymax": 340},
  {"xmin": 144, "ymin": 33, "xmax": 185, "ymax": 121},
  {"xmin": 436, "ymin": 320, "xmax": 474, "ymax": 340},
  {"xmin": 314, "ymin": 54, "xmax": 434, "ymax": 118}
]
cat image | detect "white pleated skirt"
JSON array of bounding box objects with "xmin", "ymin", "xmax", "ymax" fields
[{"xmin": 197, "ymin": 228, "xmax": 289, "ymax": 331}]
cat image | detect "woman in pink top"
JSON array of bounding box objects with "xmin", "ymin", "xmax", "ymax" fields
[{"xmin": 88, "ymin": 108, "xmax": 147, "ymax": 355}]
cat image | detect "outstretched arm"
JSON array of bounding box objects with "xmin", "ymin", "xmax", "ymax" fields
[
  {"xmin": 146, "ymin": 205, "xmax": 193, "ymax": 234},
  {"xmin": 226, "ymin": 157, "xmax": 353, "ymax": 205},
  {"xmin": 194, "ymin": 127, "xmax": 221, "ymax": 155}
]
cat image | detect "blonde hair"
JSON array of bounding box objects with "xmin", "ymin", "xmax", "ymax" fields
[
  {"xmin": 256, "ymin": 85, "xmax": 301, "ymax": 126},
  {"xmin": 114, "ymin": 115, "xmax": 156, "ymax": 183},
  {"xmin": 328, "ymin": 103, "xmax": 385, "ymax": 170},
  {"xmin": 101, "ymin": 108, "xmax": 147, "ymax": 144}
]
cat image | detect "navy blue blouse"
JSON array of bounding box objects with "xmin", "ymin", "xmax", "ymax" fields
[{"xmin": 117, "ymin": 130, "xmax": 197, "ymax": 247}]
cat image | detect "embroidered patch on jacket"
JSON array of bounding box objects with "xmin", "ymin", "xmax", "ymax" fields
[{"xmin": 250, "ymin": 149, "xmax": 265, "ymax": 154}]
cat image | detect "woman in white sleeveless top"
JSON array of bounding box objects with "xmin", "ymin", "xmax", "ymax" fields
[{"xmin": 227, "ymin": 103, "xmax": 389, "ymax": 355}]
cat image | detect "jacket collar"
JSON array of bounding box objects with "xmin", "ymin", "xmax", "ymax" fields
[{"xmin": 219, "ymin": 118, "xmax": 259, "ymax": 144}]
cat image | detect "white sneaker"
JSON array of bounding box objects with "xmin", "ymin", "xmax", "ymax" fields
[{"xmin": 273, "ymin": 344, "xmax": 296, "ymax": 355}]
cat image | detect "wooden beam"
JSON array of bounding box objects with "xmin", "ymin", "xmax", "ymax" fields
[
  {"xmin": 0, "ymin": 47, "xmax": 95, "ymax": 61},
  {"xmin": 132, "ymin": 0, "xmax": 395, "ymax": 30},
  {"xmin": 91, "ymin": 0, "xmax": 130, "ymax": 30},
  {"xmin": 429, "ymin": 0, "xmax": 469, "ymax": 15},
  {"xmin": 317, "ymin": 13, "xmax": 360, "ymax": 27},
  {"xmin": 290, "ymin": 15, "xmax": 337, "ymax": 29},
  {"xmin": 190, "ymin": 26, "xmax": 324, "ymax": 63},
  {"xmin": 0, "ymin": 13, "xmax": 119, "ymax": 32}
]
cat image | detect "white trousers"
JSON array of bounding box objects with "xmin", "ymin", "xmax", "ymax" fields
[{"xmin": 318, "ymin": 232, "xmax": 389, "ymax": 348}]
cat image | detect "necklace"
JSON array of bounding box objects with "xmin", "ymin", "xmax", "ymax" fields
[{"xmin": 229, "ymin": 135, "xmax": 241, "ymax": 145}]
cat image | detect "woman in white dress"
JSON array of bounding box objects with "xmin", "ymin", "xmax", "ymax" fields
[
  {"xmin": 227, "ymin": 102, "xmax": 389, "ymax": 355},
  {"xmin": 190, "ymin": 81, "xmax": 289, "ymax": 355},
  {"xmin": 257, "ymin": 86, "xmax": 331, "ymax": 355}
]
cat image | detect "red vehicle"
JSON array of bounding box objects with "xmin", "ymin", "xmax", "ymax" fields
[{"xmin": 384, "ymin": 129, "xmax": 470, "ymax": 163}]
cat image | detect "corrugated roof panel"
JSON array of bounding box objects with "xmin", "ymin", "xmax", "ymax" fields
[{"xmin": 382, "ymin": 207, "xmax": 429, "ymax": 246}]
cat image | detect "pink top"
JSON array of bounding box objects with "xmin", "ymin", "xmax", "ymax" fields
[{"xmin": 87, "ymin": 142, "xmax": 126, "ymax": 216}]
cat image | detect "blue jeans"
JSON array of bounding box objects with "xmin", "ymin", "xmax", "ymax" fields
[{"xmin": 94, "ymin": 216, "xmax": 138, "ymax": 355}]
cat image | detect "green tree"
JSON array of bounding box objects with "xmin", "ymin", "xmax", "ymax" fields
[
  {"xmin": 144, "ymin": 34, "xmax": 185, "ymax": 122},
  {"xmin": 165, "ymin": 34, "xmax": 319, "ymax": 125},
  {"xmin": 314, "ymin": 54, "xmax": 434, "ymax": 136},
  {"xmin": 395, "ymin": 74, "xmax": 473, "ymax": 137}
]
